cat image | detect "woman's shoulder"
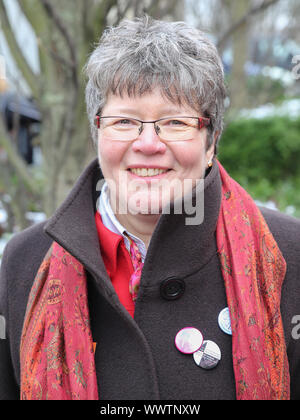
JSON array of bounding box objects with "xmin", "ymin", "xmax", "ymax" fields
[
  {"xmin": 0, "ymin": 221, "xmax": 52, "ymax": 327},
  {"xmin": 0, "ymin": 221, "xmax": 53, "ymax": 300},
  {"xmin": 1, "ymin": 221, "xmax": 52, "ymax": 263},
  {"xmin": 260, "ymin": 206, "xmax": 300, "ymax": 239},
  {"xmin": 259, "ymin": 206, "xmax": 300, "ymax": 263}
]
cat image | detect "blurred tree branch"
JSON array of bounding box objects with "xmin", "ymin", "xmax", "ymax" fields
[
  {"xmin": 15, "ymin": 0, "xmax": 56, "ymax": 81},
  {"xmin": 40, "ymin": 0, "xmax": 78, "ymax": 86},
  {"xmin": 0, "ymin": 122, "xmax": 40, "ymax": 230},
  {"xmin": 0, "ymin": 123, "xmax": 39, "ymax": 196},
  {"xmin": 0, "ymin": 0, "xmax": 39, "ymax": 97},
  {"xmin": 217, "ymin": 0, "xmax": 280, "ymax": 50}
]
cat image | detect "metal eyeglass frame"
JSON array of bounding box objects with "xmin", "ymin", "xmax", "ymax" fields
[{"xmin": 94, "ymin": 115, "xmax": 211, "ymax": 137}]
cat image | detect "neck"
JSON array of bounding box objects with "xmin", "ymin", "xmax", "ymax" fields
[{"xmin": 114, "ymin": 211, "xmax": 160, "ymax": 249}]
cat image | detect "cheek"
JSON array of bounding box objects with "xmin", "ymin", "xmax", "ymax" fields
[
  {"xmin": 174, "ymin": 143, "xmax": 207, "ymax": 173},
  {"xmin": 98, "ymin": 138, "xmax": 127, "ymax": 171}
]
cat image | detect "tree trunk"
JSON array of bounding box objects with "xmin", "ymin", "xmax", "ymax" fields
[{"xmin": 227, "ymin": 0, "xmax": 251, "ymax": 110}]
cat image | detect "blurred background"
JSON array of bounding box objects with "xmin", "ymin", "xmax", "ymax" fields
[{"xmin": 0, "ymin": 0, "xmax": 299, "ymax": 259}]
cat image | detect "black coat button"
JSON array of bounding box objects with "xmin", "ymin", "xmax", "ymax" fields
[{"xmin": 160, "ymin": 277, "xmax": 185, "ymax": 300}]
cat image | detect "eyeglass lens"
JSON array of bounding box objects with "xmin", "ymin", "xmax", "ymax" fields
[{"xmin": 99, "ymin": 117, "xmax": 202, "ymax": 142}]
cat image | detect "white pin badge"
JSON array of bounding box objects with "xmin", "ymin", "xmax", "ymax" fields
[
  {"xmin": 218, "ymin": 307, "xmax": 232, "ymax": 335},
  {"xmin": 193, "ymin": 340, "xmax": 221, "ymax": 370}
]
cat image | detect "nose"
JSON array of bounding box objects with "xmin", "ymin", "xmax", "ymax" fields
[{"xmin": 131, "ymin": 123, "xmax": 167, "ymax": 155}]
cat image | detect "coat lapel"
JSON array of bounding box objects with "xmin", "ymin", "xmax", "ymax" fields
[{"xmin": 43, "ymin": 159, "xmax": 117, "ymax": 302}]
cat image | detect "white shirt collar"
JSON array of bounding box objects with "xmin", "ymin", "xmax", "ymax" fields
[{"xmin": 97, "ymin": 182, "xmax": 147, "ymax": 262}]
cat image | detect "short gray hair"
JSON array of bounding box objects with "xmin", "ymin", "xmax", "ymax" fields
[{"xmin": 84, "ymin": 15, "xmax": 227, "ymax": 151}]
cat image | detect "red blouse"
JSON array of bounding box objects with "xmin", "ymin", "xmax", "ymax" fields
[{"xmin": 95, "ymin": 211, "xmax": 135, "ymax": 318}]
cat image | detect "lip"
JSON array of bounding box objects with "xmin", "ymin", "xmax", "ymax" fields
[
  {"xmin": 127, "ymin": 165, "xmax": 171, "ymax": 170},
  {"xmin": 126, "ymin": 166, "xmax": 172, "ymax": 181}
]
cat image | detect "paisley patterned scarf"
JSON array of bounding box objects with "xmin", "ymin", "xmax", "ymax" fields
[
  {"xmin": 20, "ymin": 161, "xmax": 289, "ymax": 400},
  {"xmin": 216, "ymin": 161, "xmax": 289, "ymax": 399},
  {"xmin": 20, "ymin": 243, "xmax": 98, "ymax": 400}
]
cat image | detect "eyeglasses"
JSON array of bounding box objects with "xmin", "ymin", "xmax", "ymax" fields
[{"xmin": 94, "ymin": 115, "xmax": 210, "ymax": 142}]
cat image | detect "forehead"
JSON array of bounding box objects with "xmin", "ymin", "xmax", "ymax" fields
[{"xmin": 102, "ymin": 88, "xmax": 200, "ymax": 117}]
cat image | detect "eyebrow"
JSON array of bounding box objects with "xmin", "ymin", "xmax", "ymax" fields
[{"xmin": 104, "ymin": 107, "xmax": 188, "ymax": 117}]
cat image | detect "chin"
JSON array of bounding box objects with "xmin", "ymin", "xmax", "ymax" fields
[
  {"xmin": 126, "ymin": 194, "xmax": 162, "ymax": 216},
  {"xmin": 128, "ymin": 189, "xmax": 184, "ymax": 216}
]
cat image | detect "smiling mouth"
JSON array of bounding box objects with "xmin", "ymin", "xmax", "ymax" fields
[{"xmin": 128, "ymin": 168, "xmax": 171, "ymax": 177}]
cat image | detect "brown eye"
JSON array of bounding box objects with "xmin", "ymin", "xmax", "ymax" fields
[
  {"xmin": 113, "ymin": 119, "xmax": 139, "ymax": 127},
  {"xmin": 167, "ymin": 119, "xmax": 187, "ymax": 126},
  {"xmin": 114, "ymin": 119, "xmax": 132, "ymax": 125}
]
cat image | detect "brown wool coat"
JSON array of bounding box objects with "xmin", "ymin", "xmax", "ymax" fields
[{"xmin": 1, "ymin": 158, "xmax": 300, "ymax": 400}]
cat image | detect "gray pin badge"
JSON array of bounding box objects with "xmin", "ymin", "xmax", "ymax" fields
[{"xmin": 193, "ymin": 340, "xmax": 221, "ymax": 369}]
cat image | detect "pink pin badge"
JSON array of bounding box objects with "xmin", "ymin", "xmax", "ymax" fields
[{"xmin": 175, "ymin": 327, "xmax": 203, "ymax": 354}]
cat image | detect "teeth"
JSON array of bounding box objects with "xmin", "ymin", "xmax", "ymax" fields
[{"xmin": 130, "ymin": 168, "xmax": 168, "ymax": 177}]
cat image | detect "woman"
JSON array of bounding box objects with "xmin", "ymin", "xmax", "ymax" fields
[{"xmin": 1, "ymin": 16, "xmax": 300, "ymax": 401}]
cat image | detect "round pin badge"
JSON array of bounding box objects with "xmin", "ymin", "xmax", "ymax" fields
[
  {"xmin": 175, "ymin": 327, "xmax": 203, "ymax": 354},
  {"xmin": 193, "ymin": 340, "xmax": 221, "ymax": 370},
  {"xmin": 218, "ymin": 307, "xmax": 232, "ymax": 335}
]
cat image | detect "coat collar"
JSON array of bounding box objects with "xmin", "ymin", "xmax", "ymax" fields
[
  {"xmin": 44, "ymin": 159, "xmax": 115, "ymax": 301},
  {"xmin": 44, "ymin": 157, "xmax": 222, "ymax": 297}
]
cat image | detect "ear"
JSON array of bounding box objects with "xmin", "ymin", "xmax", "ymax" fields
[
  {"xmin": 210, "ymin": 130, "xmax": 220, "ymax": 158},
  {"xmin": 206, "ymin": 130, "xmax": 220, "ymax": 167},
  {"xmin": 206, "ymin": 134, "xmax": 216, "ymax": 158}
]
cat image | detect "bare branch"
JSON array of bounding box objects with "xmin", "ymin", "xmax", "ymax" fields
[
  {"xmin": 144, "ymin": 0, "xmax": 162, "ymax": 17},
  {"xmin": 91, "ymin": 0, "xmax": 119, "ymax": 39},
  {"xmin": 0, "ymin": 123, "xmax": 40, "ymax": 197},
  {"xmin": 217, "ymin": 0, "xmax": 281, "ymax": 50},
  {"xmin": 16, "ymin": 0, "xmax": 57, "ymax": 83},
  {"xmin": 16, "ymin": 0, "xmax": 48, "ymax": 38},
  {"xmin": 40, "ymin": 0, "xmax": 78, "ymax": 86},
  {"xmin": 116, "ymin": 0, "xmax": 132, "ymax": 22},
  {"xmin": 0, "ymin": 0, "xmax": 39, "ymax": 97},
  {"xmin": 47, "ymin": 48, "xmax": 75, "ymax": 71}
]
